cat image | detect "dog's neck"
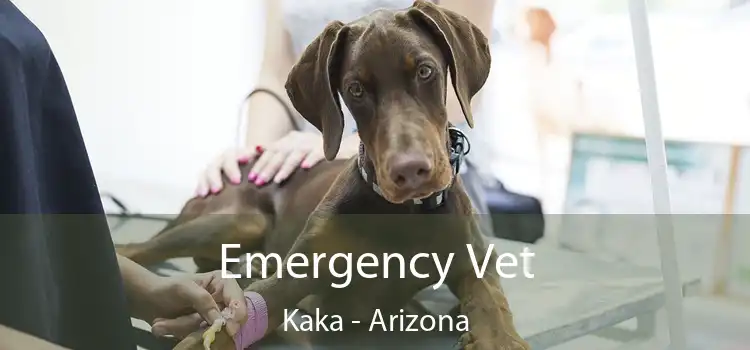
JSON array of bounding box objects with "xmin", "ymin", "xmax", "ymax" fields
[{"xmin": 356, "ymin": 126, "xmax": 470, "ymax": 210}]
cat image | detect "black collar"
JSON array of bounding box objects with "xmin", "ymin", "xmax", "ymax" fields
[{"xmin": 357, "ymin": 126, "xmax": 470, "ymax": 210}]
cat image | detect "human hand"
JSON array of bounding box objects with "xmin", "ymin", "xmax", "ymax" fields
[
  {"xmin": 195, "ymin": 147, "xmax": 259, "ymax": 197},
  {"xmin": 141, "ymin": 271, "xmax": 248, "ymax": 339},
  {"xmin": 247, "ymin": 131, "xmax": 324, "ymax": 186},
  {"xmin": 195, "ymin": 131, "xmax": 325, "ymax": 196}
]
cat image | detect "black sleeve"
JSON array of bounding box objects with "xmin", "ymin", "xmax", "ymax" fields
[{"xmin": 0, "ymin": 1, "xmax": 136, "ymax": 349}]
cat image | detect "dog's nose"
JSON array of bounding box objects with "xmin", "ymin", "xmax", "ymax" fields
[{"xmin": 388, "ymin": 152, "xmax": 432, "ymax": 190}]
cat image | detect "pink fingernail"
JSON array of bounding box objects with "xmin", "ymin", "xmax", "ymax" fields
[
  {"xmin": 210, "ymin": 186, "xmax": 221, "ymax": 194},
  {"xmin": 254, "ymin": 178, "xmax": 266, "ymax": 186},
  {"xmin": 230, "ymin": 176, "xmax": 241, "ymax": 184},
  {"xmin": 248, "ymin": 172, "xmax": 257, "ymax": 181},
  {"xmin": 301, "ymin": 163, "xmax": 311, "ymax": 169},
  {"xmin": 238, "ymin": 155, "xmax": 250, "ymax": 164}
]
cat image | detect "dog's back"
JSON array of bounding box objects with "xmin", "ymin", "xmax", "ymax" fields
[
  {"xmin": 177, "ymin": 159, "xmax": 348, "ymax": 226},
  {"xmin": 115, "ymin": 159, "xmax": 349, "ymax": 269}
]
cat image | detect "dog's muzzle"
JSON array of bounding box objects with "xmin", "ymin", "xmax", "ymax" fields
[{"xmin": 357, "ymin": 126, "xmax": 470, "ymax": 209}]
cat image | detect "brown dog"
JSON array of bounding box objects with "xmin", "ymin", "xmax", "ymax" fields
[{"xmin": 138, "ymin": 1, "xmax": 530, "ymax": 349}]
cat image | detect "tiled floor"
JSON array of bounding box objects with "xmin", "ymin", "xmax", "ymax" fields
[
  {"xmin": 549, "ymin": 296, "xmax": 750, "ymax": 350},
  {"xmin": 682, "ymin": 297, "xmax": 750, "ymax": 350}
]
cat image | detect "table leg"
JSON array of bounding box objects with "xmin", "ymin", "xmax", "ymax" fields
[
  {"xmin": 634, "ymin": 312, "xmax": 656, "ymax": 339},
  {"xmin": 593, "ymin": 312, "xmax": 657, "ymax": 343}
]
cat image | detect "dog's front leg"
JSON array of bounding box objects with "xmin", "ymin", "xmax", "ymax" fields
[{"xmin": 448, "ymin": 225, "xmax": 530, "ymax": 350}]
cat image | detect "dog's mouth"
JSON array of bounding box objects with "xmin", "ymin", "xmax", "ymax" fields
[
  {"xmin": 376, "ymin": 164, "xmax": 453, "ymax": 205},
  {"xmin": 385, "ymin": 182, "xmax": 450, "ymax": 204},
  {"xmin": 393, "ymin": 190, "xmax": 436, "ymax": 203}
]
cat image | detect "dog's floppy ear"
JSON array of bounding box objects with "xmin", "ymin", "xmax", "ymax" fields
[
  {"xmin": 408, "ymin": 0, "xmax": 491, "ymax": 128},
  {"xmin": 285, "ymin": 21, "xmax": 349, "ymax": 160}
]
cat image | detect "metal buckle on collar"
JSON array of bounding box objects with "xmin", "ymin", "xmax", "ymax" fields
[
  {"xmin": 448, "ymin": 126, "xmax": 470, "ymax": 176},
  {"xmin": 357, "ymin": 126, "xmax": 471, "ymax": 208}
]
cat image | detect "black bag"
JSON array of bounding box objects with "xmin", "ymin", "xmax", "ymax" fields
[{"xmin": 484, "ymin": 180, "xmax": 545, "ymax": 244}]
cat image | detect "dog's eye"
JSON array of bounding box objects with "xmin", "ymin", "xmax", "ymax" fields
[
  {"xmin": 417, "ymin": 65, "xmax": 433, "ymax": 80},
  {"xmin": 347, "ymin": 82, "xmax": 364, "ymax": 98}
]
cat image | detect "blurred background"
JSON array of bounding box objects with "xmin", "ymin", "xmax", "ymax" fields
[{"xmin": 10, "ymin": 0, "xmax": 750, "ymax": 349}]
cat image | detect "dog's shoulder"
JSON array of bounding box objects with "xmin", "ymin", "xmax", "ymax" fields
[{"xmin": 318, "ymin": 158, "xmax": 362, "ymax": 209}]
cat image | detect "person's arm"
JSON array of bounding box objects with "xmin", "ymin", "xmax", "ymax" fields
[
  {"xmin": 439, "ymin": 0, "xmax": 496, "ymax": 127},
  {"xmin": 247, "ymin": 0, "xmax": 362, "ymax": 159},
  {"xmin": 243, "ymin": 0, "xmax": 300, "ymax": 147},
  {"xmin": 116, "ymin": 254, "xmax": 164, "ymax": 321},
  {"xmin": 0, "ymin": 325, "xmax": 71, "ymax": 350}
]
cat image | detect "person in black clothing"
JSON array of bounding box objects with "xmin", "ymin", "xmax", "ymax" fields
[{"xmin": 0, "ymin": 1, "xmax": 247, "ymax": 349}]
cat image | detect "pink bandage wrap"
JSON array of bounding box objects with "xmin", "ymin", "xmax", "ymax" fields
[{"xmin": 234, "ymin": 291, "xmax": 268, "ymax": 350}]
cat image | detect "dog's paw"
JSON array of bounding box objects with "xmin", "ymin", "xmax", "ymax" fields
[
  {"xmin": 466, "ymin": 340, "xmax": 530, "ymax": 350},
  {"xmin": 454, "ymin": 332, "xmax": 473, "ymax": 349},
  {"xmin": 467, "ymin": 341, "xmax": 529, "ymax": 350},
  {"xmin": 456, "ymin": 333, "xmax": 531, "ymax": 350}
]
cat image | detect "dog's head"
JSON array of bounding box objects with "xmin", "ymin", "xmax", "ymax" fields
[{"xmin": 285, "ymin": 0, "xmax": 491, "ymax": 204}]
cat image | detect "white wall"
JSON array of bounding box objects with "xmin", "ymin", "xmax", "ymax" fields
[{"xmin": 13, "ymin": 0, "xmax": 266, "ymax": 213}]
